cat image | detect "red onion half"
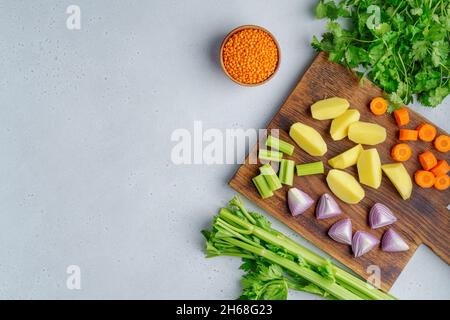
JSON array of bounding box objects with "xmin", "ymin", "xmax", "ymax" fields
[
  {"xmin": 381, "ymin": 228, "xmax": 410, "ymax": 252},
  {"xmin": 316, "ymin": 193, "xmax": 342, "ymax": 219},
  {"xmin": 328, "ymin": 218, "xmax": 352, "ymax": 245},
  {"xmin": 369, "ymin": 203, "xmax": 397, "ymax": 229},
  {"xmin": 352, "ymin": 231, "xmax": 379, "ymax": 257},
  {"xmin": 287, "ymin": 188, "xmax": 314, "ymax": 217}
]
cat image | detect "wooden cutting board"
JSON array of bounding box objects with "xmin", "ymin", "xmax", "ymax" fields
[{"xmin": 229, "ymin": 52, "xmax": 449, "ymax": 292}]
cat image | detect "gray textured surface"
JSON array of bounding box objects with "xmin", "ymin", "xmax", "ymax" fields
[{"xmin": 0, "ymin": 0, "xmax": 448, "ymax": 299}]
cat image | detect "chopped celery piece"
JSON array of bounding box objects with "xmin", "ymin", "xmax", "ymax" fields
[
  {"xmin": 266, "ymin": 135, "xmax": 295, "ymax": 156},
  {"xmin": 279, "ymin": 159, "xmax": 295, "ymax": 186},
  {"xmin": 258, "ymin": 149, "xmax": 283, "ymax": 162},
  {"xmin": 260, "ymin": 164, "xmax": 282, "ymax": 191},
  {"xmin": 296, "ymin": 161, "xmax": 324, "ymax": 176},
  {"xmin": 252, "ymin": 175, "xmax": 274, "ymax": 199}
]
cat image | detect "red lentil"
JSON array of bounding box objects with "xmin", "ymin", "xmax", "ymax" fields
[{"xmin": 222, "ymin": 28, "xmax": 279, "ymax": 85}]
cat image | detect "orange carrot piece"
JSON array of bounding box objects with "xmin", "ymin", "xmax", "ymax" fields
[
  {"xmin": 393, "ymin": 108, "xmax": 410, "ymax": 126},
  {"xmin": 370, "ymin": 97, "xmax": 388, "ymax": 115},
  {"xmin": 434, "ymin": 135, "xmax": 450, "ymax": 153},
  {"xmin": 418, "ymin": 151, "xmax": 438, "ymax": 170},
  {"xmin": 414, "ymin": 170, "xmax": 436, "ymax": 188},
  {"xmin": 399, "ymin": 129, "xmax": 418, "ymax": 141},
  {"xmin": 416, "ymin": 123, "xmax": 437, "ymax": 142},
  {"xmin": 434, "ymin": 175, "xmax": 449, "ymax": 191},
  {"xmin": 431, "ymin": 160, "xmax": 449, "ymax": 177},
  {"xmin": 391, "ymin": 143, "xmax": 412, "ymax": 162}
]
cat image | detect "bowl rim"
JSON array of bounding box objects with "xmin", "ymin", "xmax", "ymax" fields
[{"xmin": 220, "ymin": 25, "xmax": 281, "ymax": 87}]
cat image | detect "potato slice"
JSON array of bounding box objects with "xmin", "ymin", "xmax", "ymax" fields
[
  {"xmin": 326, "ymin": 169, "xmax": 365, "ymax": 204},
  {"xmin": 289, "ymin": 122, "xmax": 327, "ymax": 156},
  {"xmin": 348, "ymin": 121, "xmax": 387, "ymax": 145},
  {"xmin": 382, "ymin": 163, "xmax": 412, "ymax": 200},
  {"xmin": 330, "ymin": 109, "xmax": 360, "ymax": 141},
  {"xmin": 357, "ymin": 148, "xmax": 382, "ymax": 189},
  {"xmin": 311, "ymin": 97, "xmax": 350, "ymax": 120},
  {"xmin": 328, "ymin": 144, "xmax": 363, "ymax": 169}
]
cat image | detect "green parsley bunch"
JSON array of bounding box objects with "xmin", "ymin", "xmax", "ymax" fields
[{"xmin": 312, "ymin": 0, "xmax": 449, "ymax": 109}]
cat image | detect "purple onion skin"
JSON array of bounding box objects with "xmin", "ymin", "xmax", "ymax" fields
[
  {"xmin": 288, "ymin": 188, "xmax": 314, "ymax": 217},
  {"xmin": 316, "ymin": 193, "xmax": 342, "ymax": 220},
  {"xmin": 328, "ymin": 218, "xmax": 352, "ymax": 245},
  {"xmin": 382, "ymin": 228, "xmax": 410, "ymax": 252},
  {"xmin": 352, "ymin": 231, "xmax": 380, "ymax": 257},
  {"xmin": 369, "ymin": 203, "xmax": 397, "ymax": 229}
]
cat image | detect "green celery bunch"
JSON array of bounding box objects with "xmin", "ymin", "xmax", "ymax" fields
[
  {"xmin": 311, "ymin": 0, "xmax": 449, "ymax": 109},
  {"xmin": 202, "ymin": 196, "xmax": 396, "ymax": 300}
]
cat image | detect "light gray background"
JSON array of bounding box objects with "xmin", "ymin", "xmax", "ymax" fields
[{"xmin": 0, "ymin": 0, "xmax": 448, "ymax": 299}]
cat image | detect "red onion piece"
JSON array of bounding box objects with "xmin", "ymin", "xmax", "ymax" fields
[
  {"xmin": 287, "ymin": 187, "xmax": 314, "ymax": 216},
  {"xmin": 352, "ymin": 231, "xmax": 379, "ymax": 257},
  {"xmin": 316, "ymin": 193, "xmax": 342, "ymax": 219},
  {"xmin": 381, "ymin": 228, "xmax": 410, "ymax": 252},
  {"xmin": 328, "ymin": 218, "xmax": 352, "ymax": 245},
  {"xmin": 369, "ymin": 203, "xmax": 397, "ymax": 229}
]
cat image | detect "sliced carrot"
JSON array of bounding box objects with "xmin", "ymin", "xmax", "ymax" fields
[
  {"xmin": 393, "ymin": 108, "xmax": 410, "ymax": 126},
  {"xmin": 416, "ymin": 123, "xmax": 437, "ymax": 142},
  {"xmin": 434, "ymin": 175, "xmax": 449, "ymax": 191},
  {"xmin": 414, "ymin": 170, "xmax": 436, "ymax": 188},
  {"xmin": 430, "ymin": 160, "xmax": 449, "ymax": 177},
  {"xmin": 434, "ymin": 135, "xmax": 450, "ymax": 153},
  {"xmin": 418, "ymin": 151, "xmax": 438, "ymax": 170},
  {"xmin": 399, "ymin": 129, "xmax": 418, "ymax": 141},
  {"xmin": 370, "ymin": 97, "xmax": 388, "ymax": 115},
  {"xmin": 391, "ymin": 143, "xmax": 412, "ymax": 162}
]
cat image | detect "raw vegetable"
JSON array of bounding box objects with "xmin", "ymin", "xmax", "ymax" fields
[
  {"xmin": 357, "ymin": 148, "xmax": 382, "ymax": 189},
  {"xmin": 279, "ymin": 159, "xmax": 295, "ymax": 186},
  {"xmin": 260, "ymin": 164, "xmax": 282, "ymax": 191},
  {"xmin": 288, "ymin": 188, "xmax": 314, "ymax": 216},
  {"xmin": 330, "ymin": 109, "xmax": 360, "ymax": 140},
  {"xmin": 434, "ymin": 175, "xmax": 449, "ymax": 191},
  {"xmin": 296, "ymin": 161, "xmax": 324, "ymax": 176},
  {"xmin": 398, "ymin": 129, "xmax": 418, "ymax": 141},
  {"xmin": 434, "ymin": 135, "xmax": 450, "ymax": 153},
  {"xmin": 381, "ymin": 229, "xmax": 410, "ymax": 253},
  {"xmin": 431, "ymin": 159, "xmax": 450, "ymax": 177},
  {"xmin": 326, "ymin": 169, "xmax": 365, "ymax": 204},
  {"xmin": 328, "ymin": 144, "xmax": 363, "ymax": 169},
  {"xmin": 391, "ymin": 143, "xmax": 411, "ymax": 162},
  {"xmin": 202, "ymin": 196, "xmax": 395, "ymax": 300},
  {"xmin": 266, "ymin": 135, "xmax": 295, "ymax": 156},
  {"xmin": 418, "ymin": 151, "xmax": 437, "ymax": 171},
  {"xmin": 381, "ymin": 163, "xmax": 412, "ymax": 200},
  {"xmin": 393, "ymin": 108, "xmax": 410, "ymax": 127},
  {"xmin": 369, "ymin": 203, "xmax": 397, "ymax": 229},
  {"xmin": 311, "ymin": 97, "xmax": 349, "ymax": 120},
  {"xmin": 370, "ymin": 97, "xmax": 388, "ymax": 115},
  {"xmin": 311, "ymin": 0, "xmax": 450, "ymax": 108},
  {"xmin": 259, "ymin": 149, "xmax": 283, "ymax": 162},
  {"xmin": 328, "ymin": 218, "xmax": 352, "ymax": 245},
  {"xmin": 414, "ymin": 170, "xmax": 436, "ymax": 189},
  {"xmin": 352, "ymin": 231, "xmax": 379, "ymax": 258},
  {"xmin": 348, "ymin": 121, "xmax": 386, "ymax": 145},
  {"xmin": 416, "ymin": 123, "xmax": 437, "ymax": 142},
  {"xmin": 289, "ymin": 122, "xmax": 327, "ymax": 156},
  {"xmin": 252, "ymin": 175, "xmax": 274, "ymax": 199},
  {"xmin": 316, "ymin": 193, "xmax": 342, "ymax": 220}
]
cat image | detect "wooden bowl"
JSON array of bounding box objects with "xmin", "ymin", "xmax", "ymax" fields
[{"xmin": 220, "ymin": 25, "xmax": 281, "ymax": 86}]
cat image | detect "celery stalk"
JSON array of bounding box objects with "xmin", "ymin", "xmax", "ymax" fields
[
  {"xmin": 260, "ymin": 164, "xmax": 282, "ymax": 191},
  {"xmin": 266, "ymin": 135, "xmax": 295, "ymax": 156},
  {"xmin": 279, "ymin": 159, "xmax": 295, "ymax": 186},
  {"xmin": 258, "ymin": 149, "xmax": 283, "ymax": 162},
  {"xmin": 296, "ymin": 161, "xmax": 324, "ymax": 176},
  {"xmin": 252, "ymin": 175, "xmax": 274, "ymax": 199},
  {"xmin": 214, "ymin": 202, "xmax": 395, "ymax": 300}
]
